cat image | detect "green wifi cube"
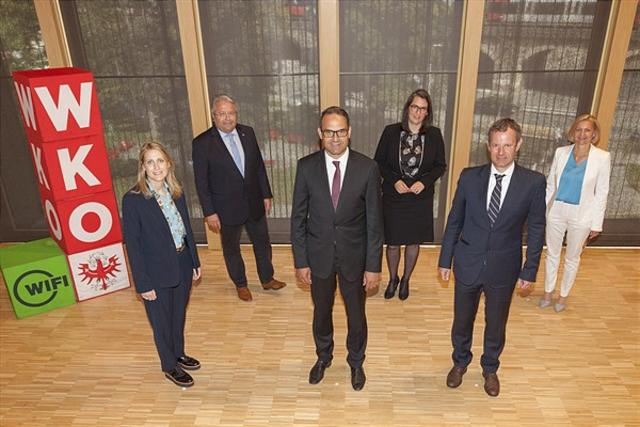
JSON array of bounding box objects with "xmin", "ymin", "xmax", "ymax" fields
[{"xmin": 0, "ymin": 238, "xmax": 77, "ymax": 319}]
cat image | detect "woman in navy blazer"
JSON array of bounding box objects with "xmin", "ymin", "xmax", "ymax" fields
[
  {"xmin": 123, "ymin": 142, "xmax": 202, "ymax": 387},
  {"xmin": 374, "ymin": 89, "xmax": 447, "ymax": 300},
  {"xmin": 541, "ymin": 114, "xmax": 611, "ymax": 312}
]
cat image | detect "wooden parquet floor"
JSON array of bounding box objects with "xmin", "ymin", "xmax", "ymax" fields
[{"xmin": 1, "ymin": 246, "xmax": 638, "ymax": 426}]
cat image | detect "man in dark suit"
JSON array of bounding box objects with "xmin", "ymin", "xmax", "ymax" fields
[
  {"xmin": 192, "ymin": 95, "xmax": 285, "ymax": 302},
  {"xmin": 291, "ymin": 106, "xmax": 383, "ymax": 391},
  {"xmin": 438, "ymin": 118, "xmax": 546, "ymax": 397}
]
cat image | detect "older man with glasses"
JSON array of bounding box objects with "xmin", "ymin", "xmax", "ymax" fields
[{"xmin": 192, "ymin": 94, "xmax": 285, "ymax": 302}]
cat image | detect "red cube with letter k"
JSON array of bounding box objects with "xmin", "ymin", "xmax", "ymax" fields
[{"xmin": 28, "ymin": 135, "xmax": 113, "ymax": 201}]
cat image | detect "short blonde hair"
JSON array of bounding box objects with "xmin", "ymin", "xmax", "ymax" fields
[
  {"xmin": 566, "ymin": 114, "xmax": 601, "ymax": 146},
  {"xmin": 132, "ymin": 142, "xmax": 183, "ymax": 199}
]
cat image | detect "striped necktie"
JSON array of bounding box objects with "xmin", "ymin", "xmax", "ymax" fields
[{"xmin": 488, "ymin": 174, "xmax": 505, "ymax": 226}]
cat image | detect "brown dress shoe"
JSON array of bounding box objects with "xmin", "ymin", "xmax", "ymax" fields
[
  {"xmin": 262, "ymin": 278, "xmax": 286, "ymax": 290},
  {"xmin": 446, "ymin": 366, "xmax": 467, "ymax": 388},
  {"xmin": 236, "ymin": 287, "xmax": 253, "ymax": 301},
  {"xmin": 483, "ymin": 372, "xmax": 500, "ymax": 397}
]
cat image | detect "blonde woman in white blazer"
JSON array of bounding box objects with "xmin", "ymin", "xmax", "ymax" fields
[{"xmin": 541, "ymin": 114, "xmax": 611, "ymax": 312}]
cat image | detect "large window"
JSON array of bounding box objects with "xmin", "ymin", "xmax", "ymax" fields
[
  {"xmin": 0, "ymin": 0, "xmax": 49, "ymax": 241},
  {"xmin": 199, "ymin": 0, "xmax": 320, "ymax": 232},
  {"xmin": 2, "ymin": 0, "xmax": 638, "ymax": 246},
  {"xmin": 339, "ymin": 0, "xmax": 463, "ymax": 241},
  {"xmin": 606, "ymin": 11, "xmax": 640, "ymax": 222},
  {"xmin": 470, "ymin": 0, "xmax": 610, "ymax": 174},
  {"xmin": 59, "ymin": 0, "xmax": 200, "ymax": 233}
]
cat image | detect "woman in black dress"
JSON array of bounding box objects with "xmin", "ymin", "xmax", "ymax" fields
[{"xmin": 374, "ymin": 89, "xmax": 446, "ymax": 300}]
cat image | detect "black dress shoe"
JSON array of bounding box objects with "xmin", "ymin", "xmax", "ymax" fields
[
  {"xmin": 309, "ymin": 360, "xmax": 331, "ymax": 384},
  {"xmin": 351, "ymin": 366, "xmax": 366, "ymax": 391},
  {"xmin": 164, "ymin": 367, "xmax": 194, "ymax": 388},
  {"xmin": 446, "ymin": 365, "xmax": 467, "ymax": 388},
  {"xmin": 384, "ymin": 277, "xmax": 400, "ymax": 299},
  {"xmin": 398, "ymin": 277, "xmax": 410, "ymax": 300},
  {"xmin": 177, "ymin": 355, "xmax": 201, "ymax": 370}
]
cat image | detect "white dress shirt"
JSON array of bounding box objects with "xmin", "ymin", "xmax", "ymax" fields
[
  {"xmin": 486, "ymin": 162, "xmax": 515, "ymax": 211},
  {"xmin": 325, "ymin": 148, "xmax": 349, "ymax": 192}
]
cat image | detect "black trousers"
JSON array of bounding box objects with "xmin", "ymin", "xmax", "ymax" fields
[
  {"xmin": 143, "ymin": 249, "xmax": 194, "ymax": 372},
  {"xmin": 451, "ymin": 279, "xmax": 514, "ymax": 374},
  {"xmin": 311, "ymin": 265, "xmax": 367, "ymax": 368},
  {"xmin": 220, "ymin": 214, "xmax": 274, "ymax": 287}
]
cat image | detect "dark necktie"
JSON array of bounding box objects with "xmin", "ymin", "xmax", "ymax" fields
[
  {"xmin": 488, "ymin": 174, "xmax": 505, "ymax": 226},
  {"xmin": 331, "ymin": 160, "xmax": 341, "ymax": 209}
]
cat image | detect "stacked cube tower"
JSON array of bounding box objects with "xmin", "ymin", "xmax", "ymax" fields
[{"xmin": 11, "ymin": 67, "xmax": 130, "ymax": 304}]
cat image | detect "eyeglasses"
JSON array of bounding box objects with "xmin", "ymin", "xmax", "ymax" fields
[
  {"xmin": 214, "ymin": 111, "xmax": 237, "ymax": 119},
  {"xmin": 321, "ymin": 128, "xmax": 349, "ymax": 138},
  {"xmin": 409, "ymin": 104, "xmax": 428, "ymax": 114}
]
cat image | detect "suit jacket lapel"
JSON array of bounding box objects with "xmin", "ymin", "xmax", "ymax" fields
[
  {"xmin": 479, "ymin": 164, "xmax": 491, "ymax": 226},
  {"xmin": 556, "ymin": 146, "xmax": 571, "ymax": 184},
  {"xmin": 237, "ymin": 127, "xmax": 250, "ymax": 171},
  {"xmin": 147, "ymin": 194, "xmax": 173, "ymax": 239},
  {"xmin": 335, "ymin": 153, "xmax": 356, "ymax": 213},
  {"xmin": 582, "ymin": 145, "xmax": 597, "ymax": 185},
  {"xmin": 315, "ymin": 151, "xmax": 334, "ymax": 213},
  {"xmin": 495, "ymin": 164, "xmax": 522, "ymax": 225}
]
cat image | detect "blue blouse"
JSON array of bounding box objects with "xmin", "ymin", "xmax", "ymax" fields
[
  {"xmin": 148, "ymin": 181, "xmax": 187, "ymax": 249},
  {"xmin": 556, "ymin": 147, "xmax": 588, "ymax": 205}
]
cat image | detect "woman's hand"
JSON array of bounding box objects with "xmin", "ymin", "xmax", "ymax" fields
[
  {"xmin": 410, "ymin": 181, "xmax": 425, "ymax": 194},
  {"xmin": 394, "ymin": 180, "xmax": 410, "ymax": 194},
  {"xmin": 193, "ymin": 267, "xmax": 202, "ymax": 280},
  {"xmin": 140, "ymin": 290, "xmax": 157, "ymax": 301}
]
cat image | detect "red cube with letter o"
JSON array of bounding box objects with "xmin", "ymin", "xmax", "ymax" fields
[{"xmin": 42, "ymin": 191, "xmax": 122, "ymax": 255}]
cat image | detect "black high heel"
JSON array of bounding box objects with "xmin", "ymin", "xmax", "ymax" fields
[
  {"xmin": 398, "ymin": 277, "xmax": 409, "ymax": 300},
  {"xmin": 384, "ymin": 277, "xmax": 400, "ymax": 299}
]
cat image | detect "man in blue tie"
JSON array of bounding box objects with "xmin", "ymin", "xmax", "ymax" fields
[
  {"xmin": 193, "ymin": 95, "xmax": 285, "ymax": 302},
  {"xmin": 438, "ymin": 118, "xmax": 546, "ymax": 397}
]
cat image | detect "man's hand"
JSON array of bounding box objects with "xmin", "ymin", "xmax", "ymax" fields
[
  {"xmin": 394, "ymin": 180, "xmax": 410, "ymax": 194},
  {"xmin": 410, "ymin": 181, "xmax": 425, "ymax": 194},
  {"xmin": 205, "ymin": 214, "xmax": 221, "ymax": 233},
  {"xmin": 296, "ymin": 267, "xmax": 312, "ymax": 285},
  {"xmin": 516, "ymin": 278, "xmax": 534, "ymax": 296},
  {"xmin": 140, "ymin": 290, "xmax": 157, "ymax": 301},
  {"xmin": 588, "ymin": 230, "xmax": 600, "ymax": 240},
  {"xmin": 193, "ymin": 267, "xmax": 202, "ymax": 281},
  {"xmin": 363, "ymin": 271, "xmax": 380, "ymax": 291},
  {"xmin": 438, "ymin": 267, "xmax": 451, "ymax": 282},
  {"xmin": 516, "ymin": 278, "xmax": 533, "ymax": 290},
  {"xmin": 264, "ymin": 198, "xmax": 272, "ymax": 214}
]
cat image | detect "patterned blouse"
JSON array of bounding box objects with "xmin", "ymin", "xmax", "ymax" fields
[
  {"xmin": 399, "ymin": 131, "xmax": 425, "ymax": 179},
  {"xmin": 148, "ymin": 181, "xmax": 186, "ymax": 249}
]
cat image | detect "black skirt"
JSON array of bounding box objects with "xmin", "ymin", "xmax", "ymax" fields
[{"xmin": 382, "ymin": 194, "xmax": 434, "ymax": 245}]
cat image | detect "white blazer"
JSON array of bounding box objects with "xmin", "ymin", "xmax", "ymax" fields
[{"xmin": 546, "ymin": 144, "xmax": 611, "ymax": 231}]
